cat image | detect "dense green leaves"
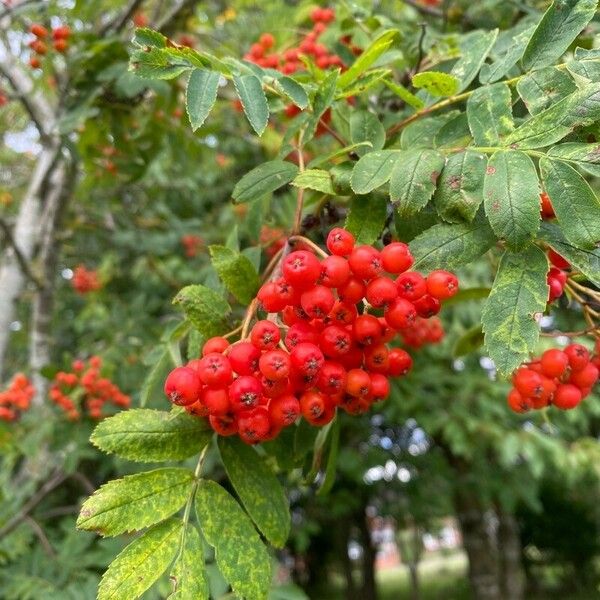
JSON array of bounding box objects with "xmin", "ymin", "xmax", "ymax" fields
[
  {"xmin": 274, "ymin": 77, "xmax": 309, "ymax": 108},
  {"xmin": 209, "ymin": 245, "xmax": 259, "ymax": 304},
  {"xmin": 130, "ymin": 48, "xmax": 191, "ymax": 80},
  {"xmin": 345, "ymin": 195, "xmax": 387, "ymax": 245},
  {"xmin": 169, "ymin": 525, "xmax": 209, "ymax": 600},
  {"xmin": 568, "ymin": 47, "xmax": 600, "ymax": 81},
  {"xmin": 292, "ymin": 169, "xmax": 335, "ymax": 194},
  {"xmin": 516, "ymin": 67, "xmax": 577, "ymax": 116},
  {"xmin": 410, "ymin": 218, "xmax": 497, "ymax": 272},
  {"xmin": 349, "ymin": 111, "xmax": 385, "ymax": 156},
  {"xmin": 482, "ymin": 246, "xmax": 549, "ymax": 375},
  {"xmin": 433, "ymin": 151, "xmax": 486, "ymax": 222},
  {"xmin": 389, "ymin": 149, "xmax": 445, "ymax": 217},
  {"xmin": 466, "ymin": 83, "xmax": 513, "ymax": 145},
  {"xmin": 196, "ymin": 480, "xmax": 271, "ymax": 600},
  {"xmin": 539, "ymin": 222, "xmax": 600, "ymax": 286},
  {"xmin": 479, "ymin": 26, "xmax": 534, "ymax": 84},
  {"xmin": 133, "ymin": 27, "xmax": 167, "ymax": 49},
  {"xmin": 350, "ymin": 150, "xmax": 400, "ymax": 194},
  {"xmin": 91, "ymin": 409, "xmax": 212, "ymax": 463},
  {"xmin": 173, "ymin": 285, "xmax": 231, "ymax": 338},
  {"xmin": 98, "ymin": 519, "xmax": 182, "ymax": 600},
  {"xmin": 77, "ymin": 468, "xmax": 193, "ymax": 536},
  {"xmin": 521, "ymin": 0, "xmax": 597, "ymax": 71},
  {"xmin": 186, "ymin": 69, "xmax": 220, "ymax": 132},
  {"xmin": 540, "ymin": 158, "xmax": 600, "ymax": 249},
  {"xmin": 451, "ymin": 29, "xmax": 498, "ymax": 92},
  {"xmin": 548, "ymin": 143, "xmax": 600, "ymax": 177},
  {"xmin": 218, "ymin": 437, "xmax": 290, "ymax": 548},
  {"xmin": 483, "ymin": 150, "xmax": 540, "ymax": 250},
  {"xmin": 412, "ymin": 71, "xmax": 459, "ymax": 97},
  {"xmin": 233, "ymin": 74, "xmax": 269, "ymax": 135},
  {"xmin": 232, "ymin": 160, "xmax": 299, "ymax": 203}
]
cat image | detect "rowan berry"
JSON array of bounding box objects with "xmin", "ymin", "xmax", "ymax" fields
[
  {"xmin": 364, "ymin": 344, "xmax": 389, "ymax": 374},
  {"xmin": 238, "ymin": 406, "xmax": 270, "ymax": 444},
  {"xmin": 346, "ymin": 368, "xmax": 371, "ymax": 398},
  {"xmin": 381, "ymin": 242, "xmax": 413, "ymax": 274},
  {"xmin": 388, "ymin": 348, "xmax": 412, "ymax": 376},
  {"xmin": 30, "ymin": 24, "xmax": 48, "ymax": 38},
  {"xmin": 250, "ymin": 320, "xmax": 281, "ymax": 351},
  {"xmin": 349, "ymin": 245, "xmax": 382, "ymax": 280},
  {"xmin": 385, "ymin": 298, "xmax": 417, "ymax": 330},
  {"xmin": 228, "ymin": 376, "xmax": 262, "ymax": 412},
  {"xmin": 259, "ymin": 349, "xmax": 291, "ymax": 380},
  {"xmin": 301, "ymin": 285, "xmax": 335, "ymax": 318},
  {"xmin": 317, "ymin": 361, "xmax": 347, "ymax": 395},
  {"xmin": 282, "ymin": 250, "xmax": 321, "ymax": 289},
  {"xmin": 328, "ymin": 300, "xmax": 358, "ymax": 325},
  {"xmin": 426, "ymin": 270, "xmax": 459, "ymax": 300},
  {"xmin": 326, "ymin": 228, "xmax": 355, "ymax": 256},
  {"xmin": 540, "ymin": 349, "xmax": 569, "ymax": 378},
  {"xmin": 209, "ymin": 413, "xmax": 238, "ymax": 436},
  {"xmin": 507, "ymin": 388, "xmax": 533, "ymax": 413},
  {"xmin": 259, "ymin": 33, "xmax": 275, "ymax": 48},
  {"xmin": 370, "ymin": 373, "xmax": 390, "ymax": 402},
  {"xmin": 228, "ymin": 342, "xmax": 260, "ymax": 375},
  {"xmin": 552, "ymin": 384, "xmax": 582, "ymax": 410},
  {"xmin": 352, "ymin": 314, "xmax": 382, "ymax": 346},
  {"xmin": 269, "ymin": 394, "xmax": 300, "ymax": 427},
  {"xmin": 569, "ymin": 363, "xmax": 598, "ymax": 389},
  {"xmin": 319, "ymin": 255, "xmax": 351, "ymax": 287},
  {"xmin": 202, "ymin": 336, "xmax": 229, "ymax": 356},
  {"xmin": 413, "ymin": 294, "xmax": 441, "ymax": 318},
  {"xmin": 290, "ymin": 342, "xmax": 324, "ymax": 376},
  {"xmin": 338, "ymin": 277, "xmax": 366, "ymax": 304},
  {"xmin": 198, "ymin": 353, "xmax": 233, "ymax": 387},
  {"xmin": 366, "ymin": 277, "xmax": 398, "ymax": 308},
  {"xmin": 396, "ymin": 272, "xmax": 427, "ymax": 301},
  {"xmin": 564, "ymin": 344, "xmax": 590, "ymax": 372},
  {"xmin": 319, "ymin": 325, "xmax": 352, "ymax": 358},
  {"xmin": 200, "ymin": 387, "xmax": 230, "ymax": 415},
  {"xmin": 164, "ymin": 366, "xmax": 202, "ymax": 406}
]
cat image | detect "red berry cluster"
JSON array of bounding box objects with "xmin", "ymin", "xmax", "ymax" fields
[
  {"xmin": 181, "ymin": 234, "xmax": 204, "ymax": 258},
  {"xmin": 508, "ymin": 344, "xmax": 599, "ymax": 413},
  {"xmin": 0, "ymin": 373, "xmax": 34, "ymax": 422},
  {"xmin": 28, "ymin": 23, "xmax": 70, "ymax": 68},
  {"xmin": 71, "ymin": 265, "xmax": 102, "ymax": 294},
  {"xmin": 164, "ymin": 228, "xmax": 458, "ymax": 444},
  {"xmin": 547, "ymin": 248, "xmax": 570, "ymax": 303},
  {"xmin": 243, "ymin": 7, "xmax": 344, "ymax": 74},
  {"xmin": 400, "ymin": 316, "xmax": 445, "ymax": 348},
  {"xmin": 49, "ymin": 356, "xmax": 131, "ymax": 421}
]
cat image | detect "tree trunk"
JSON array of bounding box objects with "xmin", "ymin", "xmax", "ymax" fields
[
  {"xmin": 339, "ymin": 516, "xmax": 359, "ymax": 600},
  {"xmin": 408, "ymin": 563, "xmax": 420, "ymax": 600},
  {"xmin": 454, "ymin": 490, "xmax": 502, "ymax": 600},
  {"xmin": 0, "ymin": 143, "xmax": 61, "ymax": 377},
  {"xmin": 358, "ymin": 513, "xmax": 378, "ymax": 600},
  {"xmin": 497, "ymin": 510, "xmax": 524, "ymax": 600}
]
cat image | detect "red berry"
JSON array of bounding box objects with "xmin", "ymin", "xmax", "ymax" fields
[
  {"xmin": 250, "ymin": 320, "xmax": 281, "ymax": 351},
  {"xmin": 348, "ymin": 246, "xmax": 382, "ymax": 280},
  {"xmin": 201, "ymin": 387, "xmax": 230, "ymax": 415},
  {"xmin": 540, "ymin": 349, "xmax": 568, "ymax": 378},
  {"xmin": 388, "ymin": 348, "xmax": 412, "ymax": 376},
  {"xmin": 552, "ymin": 384, "xmax": 582, "ymax": 410},
  {"xmin": 301, "ymin": 285, "xmax": 335, "ymax": 319},
  {"xmin": 413, "ymin": 294, "xmax": 441, "ymax": 318},
  {"xmin": 209, "ymin": 413, "xmax": 238, "ymax": 436},
  {"xmin": 202, "ymin": 336, "xmax": 229, "ymax": 356},
  {"xmin": 328, "ymin": 300, "xmax": 358, "ymax": 325},
  {"xmin": 53, "ymin": 39, "xmax": 68, "ymax": 53},
  {"xmin": 290, "ymin": 342, "xmax": 324, "ymax": 376},
  {"xmin": 238, "ymin": 406, "xmax": 270, "ymax": 444},
  {"xmin": 320, "ymin": 325, "xmax": 352, "ymax": 358},
  {"xmin": 164, "ymin": 367, "xmax": 201, "ymax": 406},
  {"xmin": 228, "ymin": 342, "xmax": 260, "ymax": 375},
  {"xmin": 300, "ymin": 391, "xmax": 335, "ymax": 426},
  {"xmin": 512, "ymin": 368, "xmax": 543, "ymax": 398},
  {"xmin": 339, "ymin": 346, "xmax": 364, "ymax": 370},
  {"xmin": 569, "ymin": 362, "xmax": 598, "ymax": 388},
  {"xmin": 317, "ymin": 361, "xmax": 347, "ymax": 395},
  {"xmin": 548, "ymin": 249, "xmax": 570, "ymax": 270},
  {"xmin": 426, "ymin": 270, "xmax": 459, "ymax": 300},
  {"xmin": 338, "ymin": 277, "xmax": 366, "ymax": 304},
  {"xmin": 29, "ymin": 57, "xmax": 41, "ymax": 69},
  {"xmin": 346, "ymin": 369, "xmax": 371, "ymax": 398},
  {"xmin": 364, "ymin": 344, "xmax": 389, "ymax": 374},
  {"xmin": 564, "ymin": 344, "xmax": 590, "ymax": 372},
  {"xmin": 385, "ymin": 298, "xmax": 417, "ymax": 330},
  {"xmin": 228, "ymin": 376, "xmax": 262, "ymax": 412},
  {"xmin": 540, "ymin": 192, "xmax": 555, "ymax": 219},
  {"xmin": 547, "ymin": 276, "xmax": 564, "ymax": 302},
  {"xmin": 352, "ymin": 314, "xmax": 382, "ymax": 346},
  {"xmin": 269, "ymin": 394, "xmax": 300, "ymax": 427},
  {"xmin": 285, "ymin": 322, "xmax": 318, "ymax": 349},
  {"xmin": 282, "ymin": 250, "xmax": 321, "ymax": 289},
  {"xmin": 259, "ymin": 349, "xmax": 291, "ymax": 381},
  {"xmin": 31, "ymin": 40, "xmax": 47, "ymax": 55},
  {"xmin": 326, "ymin": 228, "xmax": 355, "ymax": 256},
  {"xmin": 507, "ymin": 388, "xmax": 532, "ymax": 413},
  {"xmin": 396, "ymin": 272, "xmax": 427, "ymax": 301},
  {"xmin": 319, "ymin": 255, "xmax": 351, "ymax": 287},
  {"xmin": 53, "ymin": 25, "xmax": 71, "ymax": 40},
  {"xmin": 381, "ymin": 242, "xmax": 413, "ymax": 274},
  {"xmin": 30, "ymin": 23, "xmax": 49, "ymax": 38},
  {"xmin": 366, "ymin": 277, "xmax": 398, "ymax": 308},
  {"xmin": 258, "ymin": 282, "xmax": 287, "ymax": 312},
  {"xmin": 198, "ymin": 353, "xmax": 233, "ymax": 387},
  {"xmin": 260, "ymin": 374, "xmax": 290, "ymax": 398},
  {"xmin": 370, "ymin": 373, "xmax": 390, "ymax": 401},
  {"xmin": 259, "ymin": 33, "xmax": 275, "ymax": 49}
]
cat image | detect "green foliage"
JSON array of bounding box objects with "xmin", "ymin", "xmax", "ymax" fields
[
  {"xmin": 412, "ymin": 72, "xmax": 460, "ymax": 97},
  {"xmin": 209, "ymin": 245, "xmax": 260, "ymax": 304},
  {"xmin": 466, "ymin": 83, "xmax": 513, "ymax": 145},
  {"xmin": 233, "ymin": 75, "xmax": 270, "ymax": 136},
  {"xmin": 173, "ymin": 285, "xmax": 231, "ymax": 338},
  {"xmin": 168, "ymin": 525, "xmax": 209, "ymax": 600},
  {"xmin": 344, "ymin": 195, "xmax": 387, "ymax": 245},
  {"xmin": 196, "ymin": 480, "xmax": 272, "ymax": 600},
  {"xmin": 292, "ymin": 169, "xmax": 335, "ymax": 194},
  {"xmin": 350, "ymin": 150, "xmax": 400, "ymax": 194},
  {"xmin": 233, "ymin": 160, "xmax": 299, "ymax": 203},
  {"xmin": 186, "ymin": 69, "xmax": 220, "ymax": 132}
]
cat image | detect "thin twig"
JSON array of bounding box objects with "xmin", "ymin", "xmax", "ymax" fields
[
  {"xmin": 24, "ymin": 516, "xmax": 55, "ymax": 557},
  {"xmin": 292, "ymin": 130, "xmax": 306, "ymax": 234},
  {"xmin": 0, "ymin": 218, "xmax": 44, "ymax": 290},
  {"xmin": 288, "ymin": 235, "xmax": 328, "ymax": 258},
  {"xmin": 154, "ymin": 0, "xmax": 198, "ymax": 31},
  {"xmin": 241, "ymin": 299, "xmax": 259, "ymax": 339},
  {"xmin": 412, "ymin": 23, "xmax": 428, "ymax": 77},
  {"xmin": 100, "ymin": 0, "xmax": 145, "ymax": 35}
]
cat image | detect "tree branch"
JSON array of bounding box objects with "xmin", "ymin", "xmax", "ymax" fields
[
  {"xmin": 0, "ymin": 217, "xmax": 44, "ymax": 290},
  {"xmin": 154, "ymin": 0, "xmax": 198, "ymax": 31},
  {"xmin": 99, "ymin": 0, "xmax": 145, "ymax": 36}
]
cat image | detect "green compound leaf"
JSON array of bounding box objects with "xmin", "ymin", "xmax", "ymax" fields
[
  {"xmin": 292, "ymin": 169, "xmax": 335, "ymax": 194},
  {"xmin": 412, "ymin": 71, "xmax": 459, "ymax": 97},
  {"xmin": 384, "ymin": 80, "xmax": 424, "ymax": 110},
  {"xmin": 451, "ymin": 29, "xmax": 498, "ymax": 92},
  {"xmin": 539, "ymin": 222, "xmax": 600, "ymax": 287},
  {"xmin": 233, "ymin": 160, "xmax": 299, "ymax": 203},
  {"xmin": 345, "ymin": 195, "xmax": 388, "ymax": 245},
  {"xmin": 479, "ymin": 26, "xmax": 534, "ymax": 84},
  {"xmin": 516, "ymin": 67, "xmax": 577, "ymax": 116},
  {"xmin": 466, "ymin": 83, "xmax": 514, "ymax": 146},
  {"xmin": 209, "ymin": 245, "xmax": 260, "ymax": 305},
  {"xmin": 168, "ymin": 525, "xmax": 209, "ymax": 600},
  {"xmin": 568, "ymin": 47, "xmax": 600, "ymax": 82},
  {"xmin": 186, "ymin": 69, "xmax": 220, "ymax": 131},
  {"xmin": 91, "ymin": 409, "xmax": 212, "ymax": 463},
  {"xmin": 98, "ymin": 519, "xmax": 182, "ymax": 600},
  {"xmin": 306, "ymin": 69, "xmax": 338, "ymax": 139},
  {"xmin": 350, "ymin": 150, "xmax": 400, "ymax": 194},
  {"xmin": 482, "ymin": 246, "xmax": 549, "ymax": 376},
  {"xmin": 132, "ymin": 27, "xmax": 167, "ymax": 49},
  {"xmin": 218, "ymin": 437, "xmax": 290, "ymax": 548},
  {"xmin": 522, "ymin": 0, "xmax": 597, "ymax": 71},
  {"xmin": 196, "ymin": 480, "xmax": 271, "ymax": 600},
  {"xmin": 410, "ymin": 217, "xmax": 497, "ymax": 272},
  {"xmin": 129, "ymin": 48, "xmax": 191, "ymax": 80},
  {"xmin": 433, "ymin": 151, "xmax": 486, "ymax": 223},
  {"xmin": 173, "ymin": 285, "xmax": 231, "ymax": 338},
  {"xmin": 483, "ymin": 150, "xmax": 541, "ymax": 250},
  {"xmin": 389, "ymin": 149, "xmax": 445, "ymax": 217},
  {"xmin": 77, "ymin": 468, "xmax": 193, "ymax": 537},
  {"xmin": 548, "ymin": 143, "xmax": 600, "ymax": 177},
  {"xmin": 337, "ymin": 30, "xmax": 398, "ymax": 89},
  {"xmin": 506, "ymin": 83, "xmax": 600, "ymax": 149},
  {"xmin": 273, "ymin": 76, "xmax": 308, "ymax": 108},
  {"xmin": 349, "ymin": 110, "xmax": 385, "ymax": 156},
  {"xmin": 233, "ymin": 74, "xmax": 269, "ymax": 135},
  {"xmin": 540, "ymin": 157, "xmax": 600, "ymax": 250}
]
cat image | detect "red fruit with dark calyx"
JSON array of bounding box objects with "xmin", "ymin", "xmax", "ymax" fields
[{"xmin": 164, "ymin": 367, "xmax": 201, "ymax": 406}]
